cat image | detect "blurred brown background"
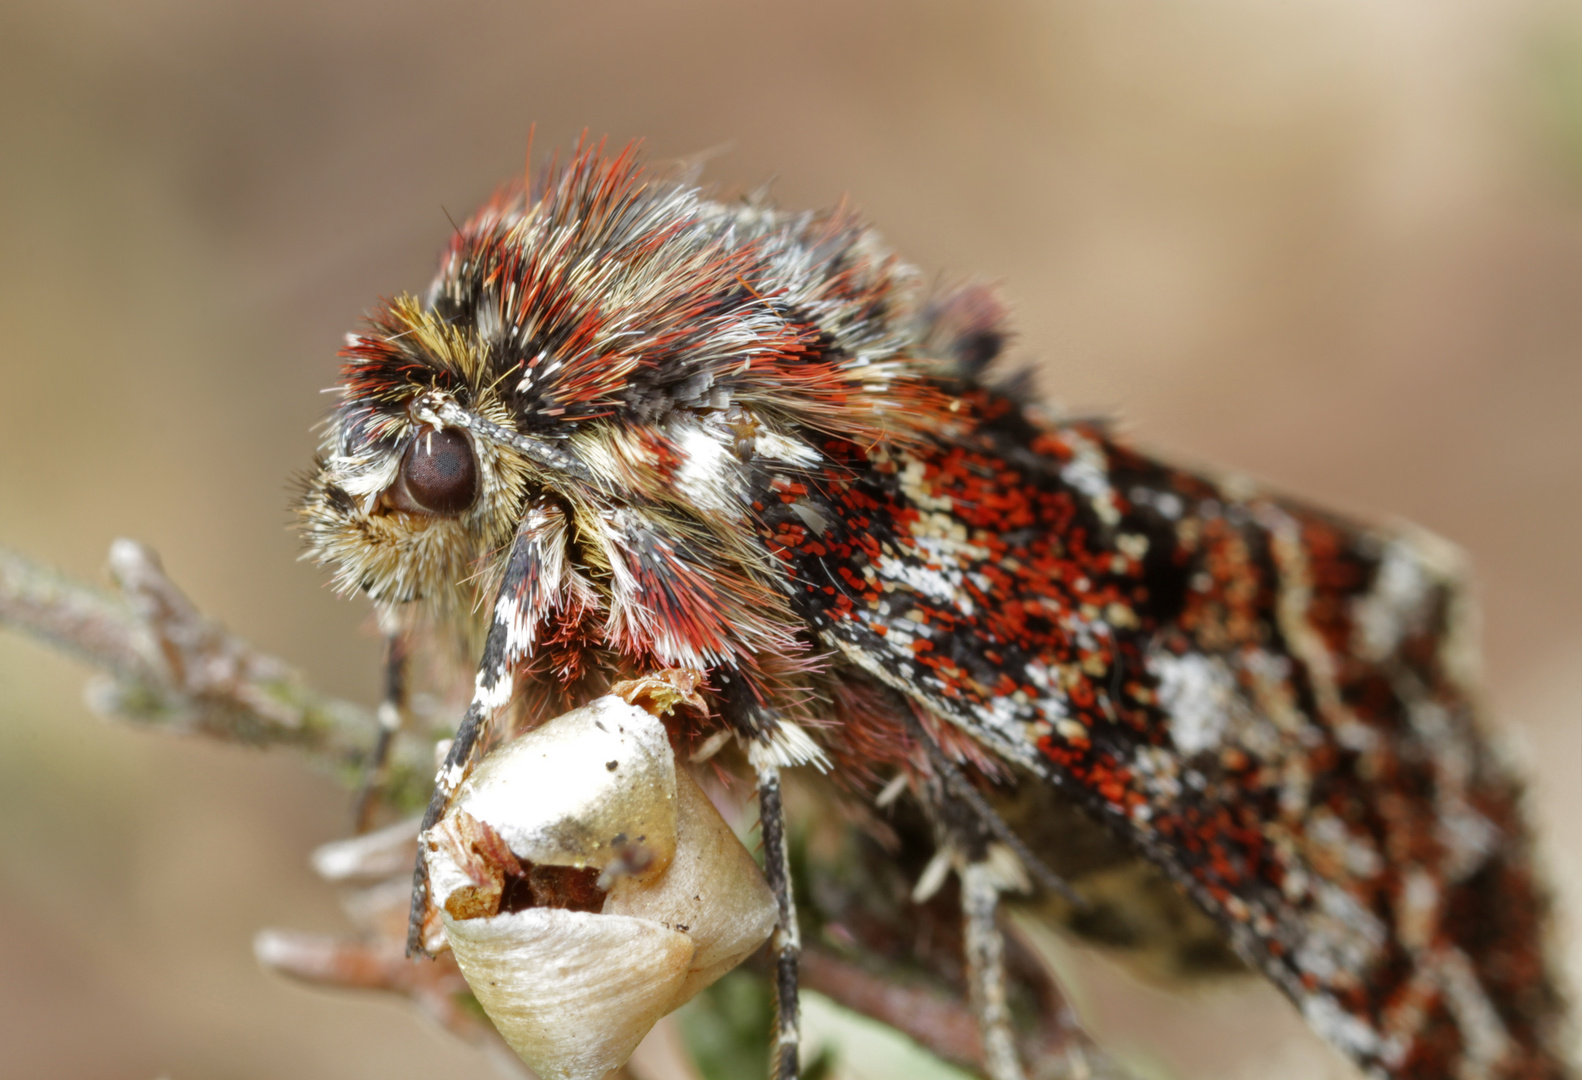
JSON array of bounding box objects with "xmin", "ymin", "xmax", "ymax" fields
[{"xmin": 1, "ymin": 1, "xmax": 1578, "ymax": 1078}]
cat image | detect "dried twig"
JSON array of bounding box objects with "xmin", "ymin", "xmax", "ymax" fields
[
  {"xmin": 799, "ymin": 943, "xmax": 1128, "ymax": 1079},
  {"xmin": 0, "ymin": 540, "xmax": 429, "ymax": 801},
  {"xmin": 799, "ymin": 945, "xmax": 985, "ymax": 1066},
  {"xmin": 1, "ymin": 540, "xmax": 157, "ymax": 678}
]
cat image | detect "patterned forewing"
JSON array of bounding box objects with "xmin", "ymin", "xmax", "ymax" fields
[{"xmin": 763, "ymin": 387, "xmax": 1564, "ymax": 1080}]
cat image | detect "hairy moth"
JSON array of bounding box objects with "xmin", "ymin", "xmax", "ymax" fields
[{"xmin": 299, "ymin": 143, "xmax": 1570, "ymax": 1080}]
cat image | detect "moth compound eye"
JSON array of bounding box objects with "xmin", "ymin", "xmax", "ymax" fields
[{"xmin": 399, "ymin": 427, "xmax": 478, "ymax": 514}]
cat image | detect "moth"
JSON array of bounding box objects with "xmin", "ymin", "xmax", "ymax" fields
[{"xmin": 299, "ymin": 143, "xmax": 1570, "ymax": 1080}]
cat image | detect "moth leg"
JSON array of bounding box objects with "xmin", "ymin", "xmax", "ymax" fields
[
  {"xmin": 750, "ymin": 747, "xmax": 801, "ymax": 1080},
  {"xmin": 902, "ymin": 710, "xmax": 1091, "ymax": 1079},
  {"xmin": 961, "ymin": 859, "xmax": 1026, "ymax": 1080},
  {"xmin": 353, "ymin": 629, "xmax": 408, "ymax": 832},
  {"xmin": 406, "ymin": 697, "xmax": 493, "ymax": 956},
  {"xmin": 404, "ymin": 516, "xmax": 538, "ymax": 957},
  {"xmin": 901, "ymin": 710, "xmax": 1084, "ymax": 908}
]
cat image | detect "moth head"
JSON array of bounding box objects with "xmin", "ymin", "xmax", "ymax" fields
[
  {"xmin": 300, "ymin": 145, "xmax": 948, "ymax": 616},
  {"xmin": 298, "ymin": 307, "xmax": 534, "ymax": 612}
]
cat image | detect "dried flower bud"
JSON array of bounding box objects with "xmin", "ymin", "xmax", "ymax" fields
[{"xmin": 423, "ymin": 696, "xmax": 776, "ymax": 1080}]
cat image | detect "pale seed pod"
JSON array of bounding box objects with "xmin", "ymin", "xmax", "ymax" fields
[{"xmin": 424, "ymin": 696, "xmax": 776, "ymax": 1080}]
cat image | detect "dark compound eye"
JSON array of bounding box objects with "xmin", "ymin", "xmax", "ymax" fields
[{"xmin": 400, "ymin": 427, "xmax": 478, "ymax": 514}]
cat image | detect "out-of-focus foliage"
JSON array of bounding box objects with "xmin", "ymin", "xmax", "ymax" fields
[{"xmin": 1530, "ymin": 16, "xmax": 1582, "ymax": 185}]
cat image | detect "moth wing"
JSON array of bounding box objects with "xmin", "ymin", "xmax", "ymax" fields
[{"xmin": 774, "ymin": 398, "xmax": 1565, "ymax": 1080}]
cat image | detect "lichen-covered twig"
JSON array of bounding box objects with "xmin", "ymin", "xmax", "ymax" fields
[
  {"xmin": 0, "ymin": 540, "xmax": 428, "ymax": 804},
  {"xmin": 0, "ymin": 539, "xmax": 154, "ymax": 678}
]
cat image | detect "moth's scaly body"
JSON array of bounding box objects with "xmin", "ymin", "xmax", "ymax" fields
[{"xmin": 301, "ymin": 146, "xmax": 1568, "ymax": 1080}]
